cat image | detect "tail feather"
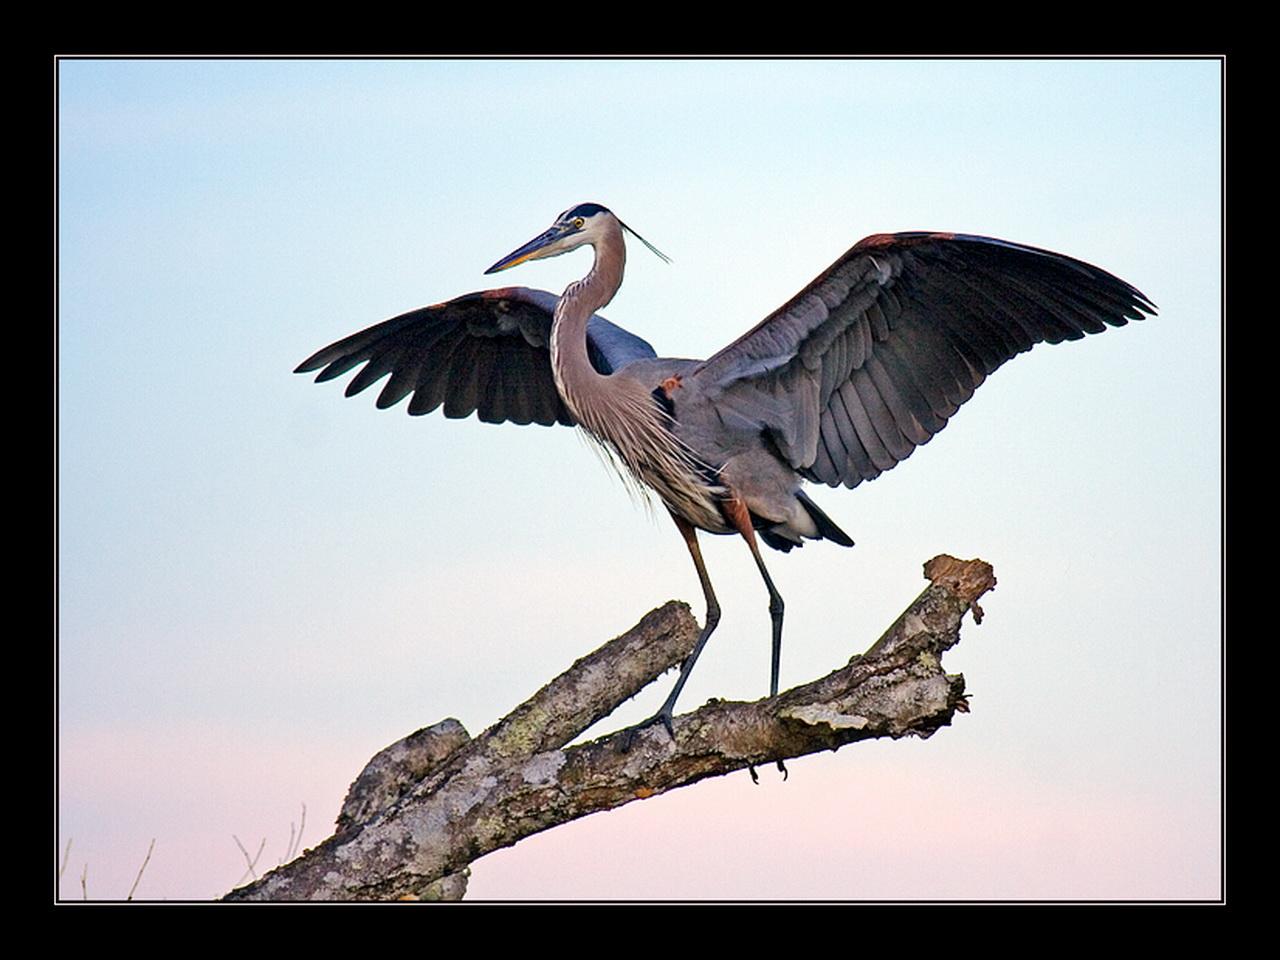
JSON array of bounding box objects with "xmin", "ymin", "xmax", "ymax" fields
[
  {"xmin": 796, "ymin": 490, "xmax": 854, "ymax": 547},
  {"xmin": 759, "ymin": 528, "xmax": 800, "ymax": 552}
]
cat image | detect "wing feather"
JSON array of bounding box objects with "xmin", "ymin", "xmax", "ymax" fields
[
  {"xmin": 407, "ymin": 324, "xmax": 465, "ymax": 417},
  {"xmin": 295, "ymin": 286, "xmax": 657, "ymax": 429},
  {"xmin": 690, "ymin": 233, "xmax": 1154, "ymax": 489},
  {"xmin": 874, "ymin": 336, "xmax": 949, "ymax": 436}
]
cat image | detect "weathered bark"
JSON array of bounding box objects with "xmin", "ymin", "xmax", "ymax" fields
[{"xmin": 224, "ymin": 555, "xmax": 994, "ymax": 902}]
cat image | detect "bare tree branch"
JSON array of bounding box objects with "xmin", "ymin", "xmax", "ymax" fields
[{"xmin": 225, "ymin": 555, "xmax": 994, "ymax": 902}]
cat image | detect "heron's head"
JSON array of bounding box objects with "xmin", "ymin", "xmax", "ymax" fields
[
  {"xmin": 484, "ymin": 203, "xmax": 669, "ymax": 275},
  {"xmin": 484, "ymin": 203, "xmax": 616, "ymax": 275}
]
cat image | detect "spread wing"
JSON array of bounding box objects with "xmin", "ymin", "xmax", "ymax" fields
[
  {"xmin": 294, "ymin": 286, "xmax": 657, "ymax": 427},
  {"xmin": 690, "ymin": 232, "xmax": 1156, "ymax": 488}
]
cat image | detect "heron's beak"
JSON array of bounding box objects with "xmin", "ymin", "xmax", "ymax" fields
[{"xmin": 484, "ymin": 228, "xmax": 563, "ymax": 275}]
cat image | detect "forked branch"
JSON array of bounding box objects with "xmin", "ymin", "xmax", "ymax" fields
[{"xmin": 224, "ymin": 555, "xmax": 994, "ymax": 901}]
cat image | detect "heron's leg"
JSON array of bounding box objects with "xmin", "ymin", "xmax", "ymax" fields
[
  {"xmin": 744, "ymin": 534, "xmax": 785, "ymax": 698},
  {"xmin": 724, "ymin": 499, "xmax": 789, "ymax": 778},
  {"xmin": 621, "ymin": 514, "xmax": 720, "ymax": 748},
  {"xmin": 659, "ymin": 514, "xmax": 722, "ymax": 712},
  {"xmin": 721, "ymin": 498, "xmax": 785, "ymax": 698}
]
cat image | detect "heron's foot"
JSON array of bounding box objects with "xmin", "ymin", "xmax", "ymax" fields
[
  {"xmin": 748, "ymin": 761, "xmax": 787, "ymax": 783},
  {"xmin": 618, "ymin": 708, "xmax": 676, "ymax": 752}
]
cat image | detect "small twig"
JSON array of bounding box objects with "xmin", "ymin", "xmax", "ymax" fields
[
  {"xmin": 281, "ymin": 804, "xmax": 307, "ymax": 864},
  {"xmin": 126, "ymin": 839, "xmax": 156, "ymax": 901},
  {"xmin": 58, "ymin": 839, "xmax": 72, "ymax": 883},
  {"xmin": 80, "ymin": 863, "xmax": 88, "ymax": 901},
  {"xmin": 233, "ymin": 835, "xmax": 266, "ymax": 884},
  {"xmin": 280, "ymin": 823, "xmax": 295, "ymax": 867}
]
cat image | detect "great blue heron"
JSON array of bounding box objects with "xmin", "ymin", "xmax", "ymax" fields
[{"xmin": 296, "ymin": 202, "xmax": 1154, "ymax": 740}]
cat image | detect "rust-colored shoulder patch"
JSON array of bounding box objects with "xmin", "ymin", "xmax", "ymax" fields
[
  {"xmin": 660, "ymin": 374, "xmax": 683, "ymax": 397},
  {"xmin": 858, "ymin": 231, "xmax": 957, "ymax": 250},
  {"xmin": 858, "ymin": 233, "xmax": 899, "ymax": 249}
]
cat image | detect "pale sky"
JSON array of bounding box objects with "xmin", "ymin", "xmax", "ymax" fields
[{"xmin": 57, "ymin": 57, "xmax": 1221, "ymax": 901}]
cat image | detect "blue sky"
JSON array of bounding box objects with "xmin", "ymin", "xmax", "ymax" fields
[{"xmin": 57, "ymin": 57, "xmax": 1220, "ymax": 900}]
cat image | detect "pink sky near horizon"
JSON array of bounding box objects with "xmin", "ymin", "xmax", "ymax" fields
[{"xmin": 58, "ymin": 716, "xmax": 1219, "ymax": 901}]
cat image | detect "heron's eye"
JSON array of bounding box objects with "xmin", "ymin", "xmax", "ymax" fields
[{"xmin": 573, "ymin": 217, "xmax": 584, "ymax": 229}]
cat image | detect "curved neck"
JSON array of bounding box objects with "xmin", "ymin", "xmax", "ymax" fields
[{"xmin": 551, "ymin": 219, "xmax": 626, "ymax": 405}]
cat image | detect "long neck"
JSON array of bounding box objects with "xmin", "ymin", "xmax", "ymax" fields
[{"xmin": 550, "ymin": 221, "xmax": 626, "ymax": 418}]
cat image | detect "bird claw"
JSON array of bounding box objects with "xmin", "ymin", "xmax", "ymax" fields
[
  {"xmin": 619, "ymin": 708, "xmax": 676, "ymax": 752},
  {"xmin": 748, "ymin": 761, "xmax": 786, "ymax": 783}
]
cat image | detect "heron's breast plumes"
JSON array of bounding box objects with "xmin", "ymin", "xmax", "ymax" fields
[
  {"xmin": 553, "ymin": 350, "xmax": 727, "ymax": 532},
  {"xmin": 546, "ymin": 226, "xmax": 728, "ymax": 532}
]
